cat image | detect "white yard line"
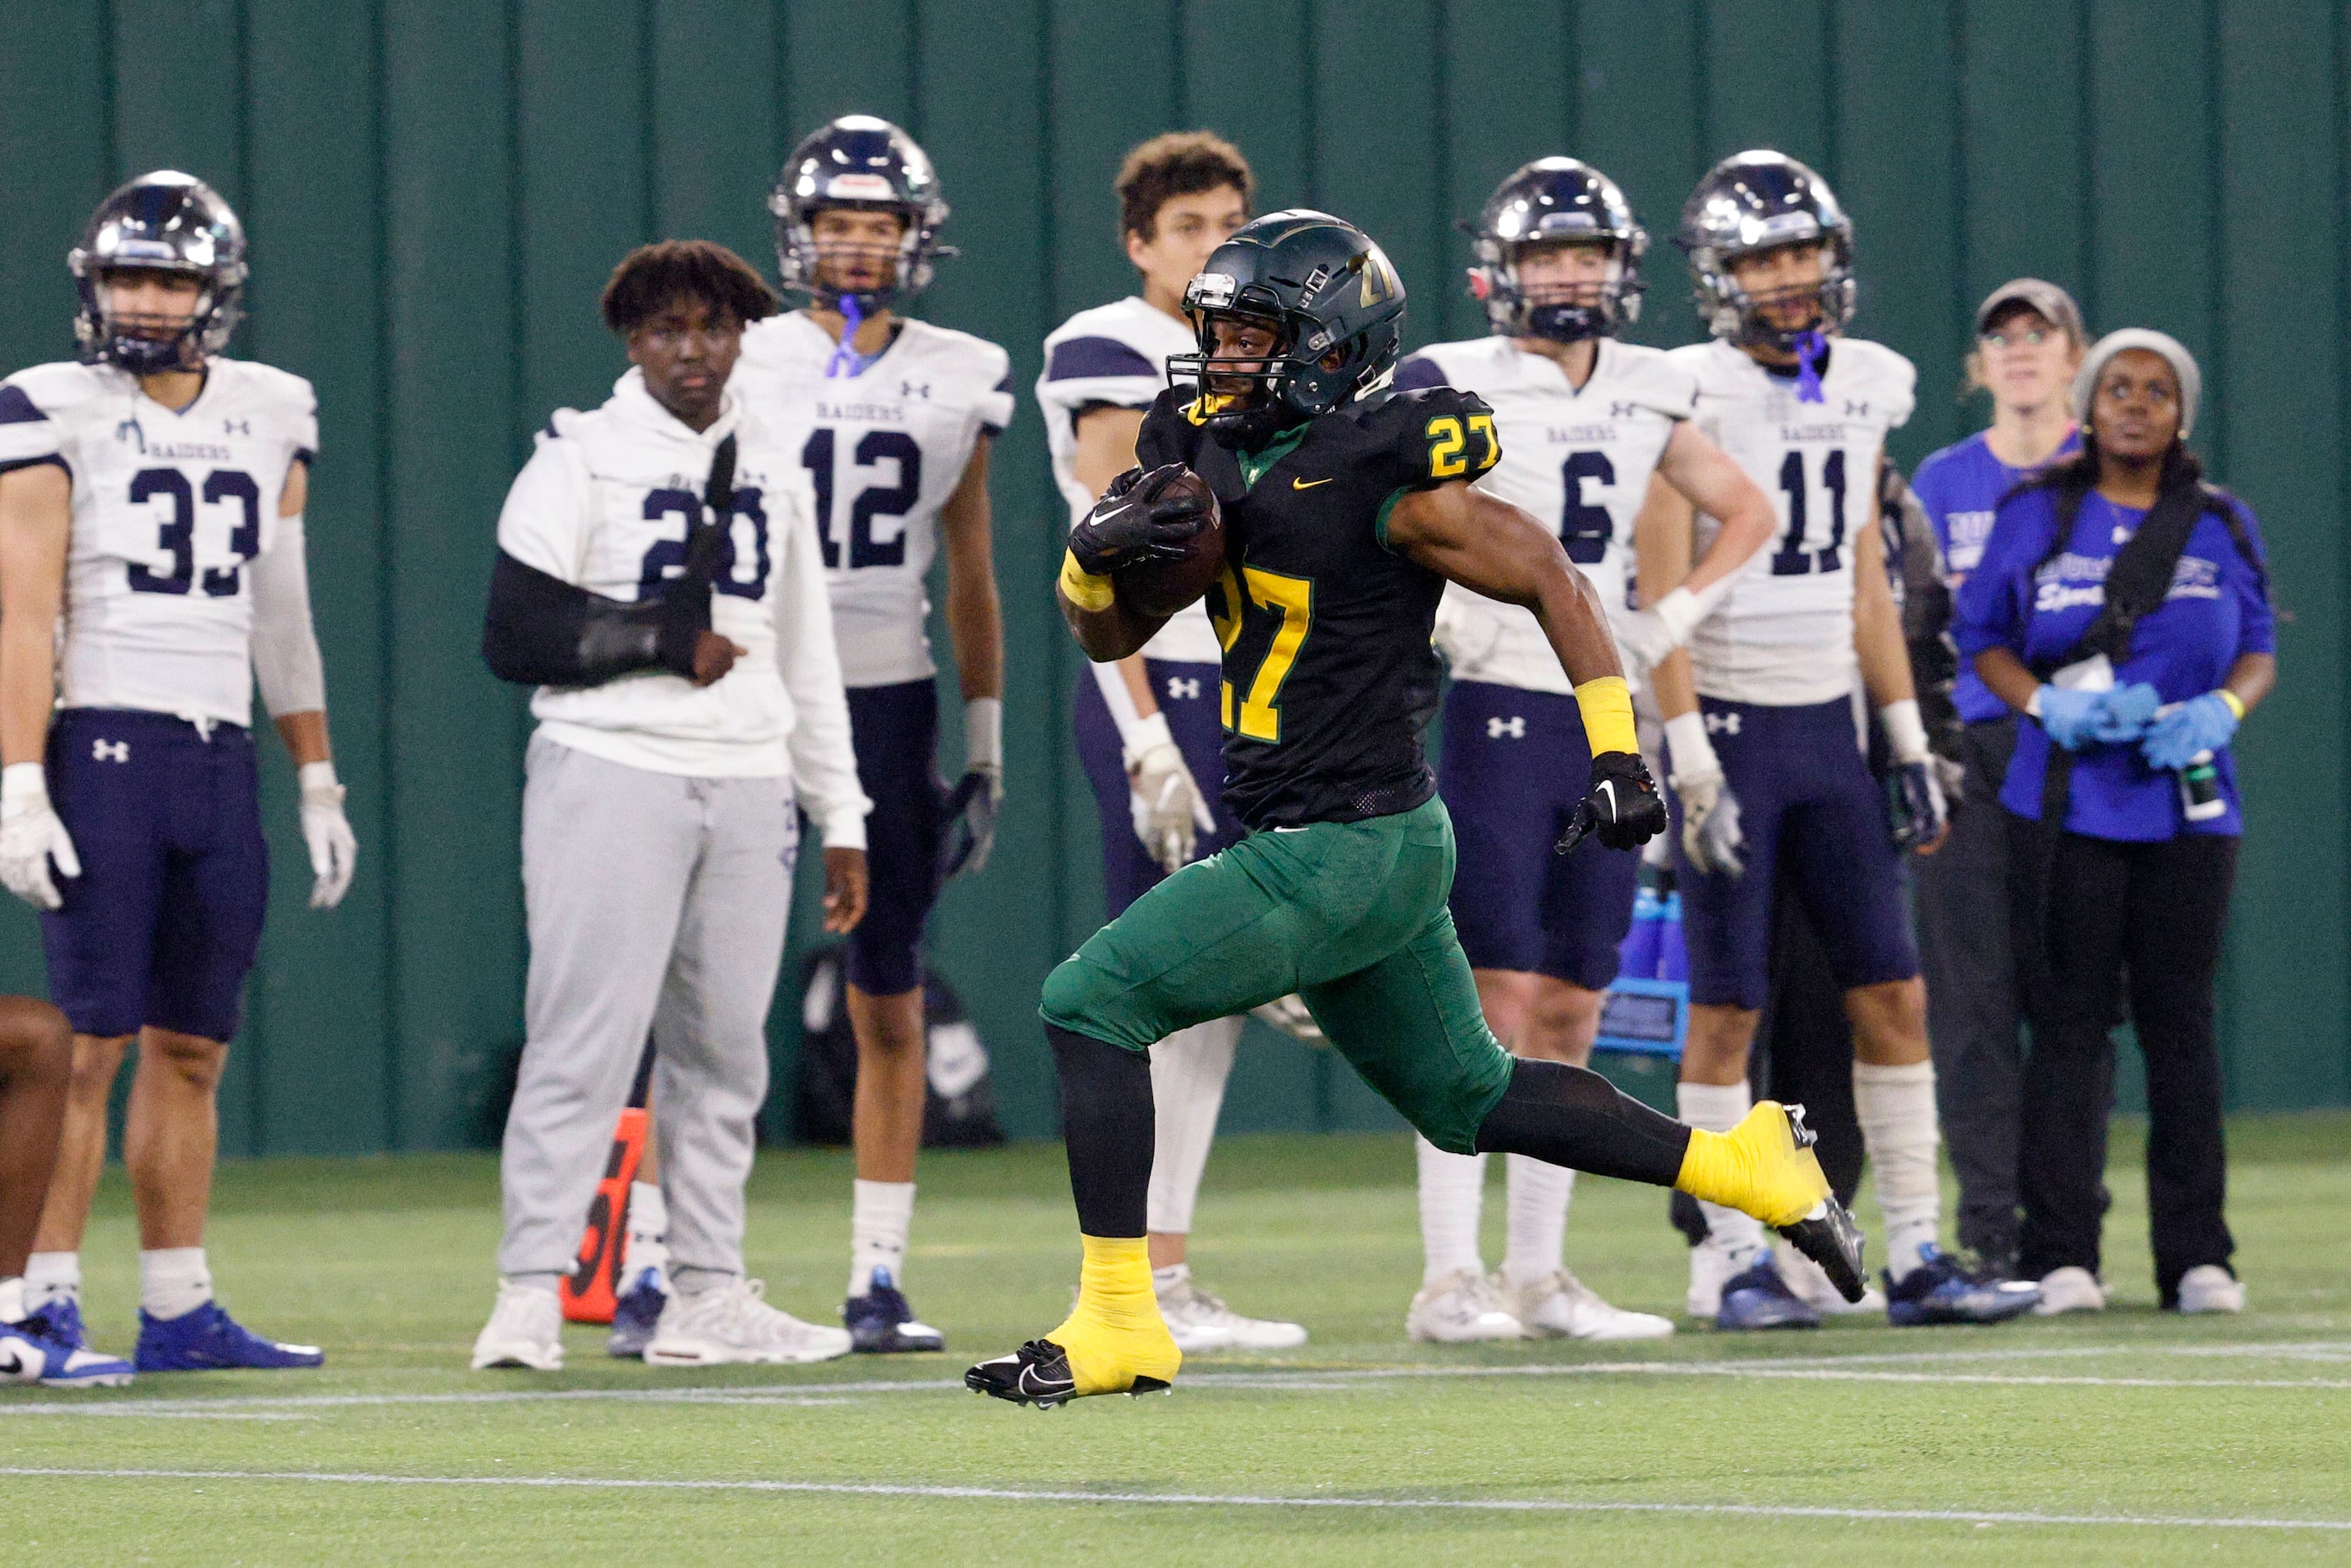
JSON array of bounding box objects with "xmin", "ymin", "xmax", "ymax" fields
[{"xmin": 2, "ymin": 1464, "xmax": 2347, "ymax": 1534}]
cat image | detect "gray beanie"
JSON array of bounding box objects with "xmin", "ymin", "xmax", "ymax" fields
[{"xmin": 2070, "ymin": 327, "xmax": 2202, "ymax": 441}]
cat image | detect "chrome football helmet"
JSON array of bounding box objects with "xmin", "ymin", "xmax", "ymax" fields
[
  {"xmin": 1466, "ymin": 157, "xmax": 1646, "ymax": 342},
  {"xmin": 1676, "ymin": 150, "xmax": 1856, "ymax": 353},
  {"xmin": 769, "ymin": 116, "xmax": 954, "ymax": 312},
  {"xmin": 69, "ymin": 170, "xmax": 247, "ymax": 374}
]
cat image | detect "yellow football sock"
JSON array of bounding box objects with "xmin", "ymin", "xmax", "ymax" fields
[
  {"xmin": 1044, "ymin": 1235, "xmax": 1181, "ymax": 1396},
  {"xmin": 1675, "ymin": 1100, "xmax": 1833, "ymax": 1228}
]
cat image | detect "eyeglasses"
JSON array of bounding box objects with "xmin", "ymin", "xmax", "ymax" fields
[{"xmin": 1982, "ymin": 326, "xmax": 2057, "ymax": 349}]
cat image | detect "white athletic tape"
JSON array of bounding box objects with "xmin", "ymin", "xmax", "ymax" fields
[{"xmin": 0, "ymin": 1466, "xmax": 2345, "ymax": 1533}]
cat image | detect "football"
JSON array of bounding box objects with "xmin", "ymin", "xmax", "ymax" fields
[{"xmin": 1117, "ymin": 468, "xmax": 1226, "ymax": 619}]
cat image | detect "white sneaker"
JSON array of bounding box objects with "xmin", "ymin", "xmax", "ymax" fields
[
  {"xmin": 643, "ymin": 1277, "xmax": 852, "ymax": 1366},
  {"xmin": 1686, "ymin": 1240, "xmax": 1737, "ymax": 1319},
  {"xmin": 1504, "ymin": 1270, "xmax": 1673, "ymax": 1342},
  {"xmin": 2177, "ymin": 1265, "xmax": 2246, "ymax": 1314},
  {"xmin": 1155, "ymin": 1274, "xmax": 1307, "ymax": 1352},
  {"xmin": 1777, "ymin": 1242, "xmax": 1888, "ymax": 1315},
  {"xmin": 2033, "ymin": 1266, "xmax": 2106, "ymax": 1315},
  {"xmin": 1406, "ymin": 1267, "xmax": 1524, "ymax": 1343},
  {"xmin": 470, "ymin": 1280, "xmax": 564, "ymax": 1371}
]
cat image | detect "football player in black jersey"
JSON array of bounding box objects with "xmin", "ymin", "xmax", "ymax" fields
[{"xmin": 966, "ymin": 211, "xmax": 1865, "ymax": 1407}]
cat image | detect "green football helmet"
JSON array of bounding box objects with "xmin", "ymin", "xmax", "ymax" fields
[{"xmin": 1169, "ymin": 209, "xmax": 1407, "ymax": 449}]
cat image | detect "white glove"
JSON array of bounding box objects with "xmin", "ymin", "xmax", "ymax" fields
[
  {"xmin": 1615, "ymin": 584, "xmax": 1706, "ymax": 673},
  {"xmin": 1251, "ymin": 993, "xmax": 1325, "ymax": 1043},
  {"xmin": 298, "ymin": 761, "xmax": 357, "ymax": 909},
  {"xmin": 1663, "ymin": 711, "xmax": 1745, "ymax": 879},
  {"xmin": 1124, "ymin": 713, "xmax": 1216, "ymax": 874},
  {"xmin": 0, "ymin": 764, "xmax": 79, "ymax": 911}
]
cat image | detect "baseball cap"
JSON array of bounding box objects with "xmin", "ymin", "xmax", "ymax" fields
[{"xmin": 1974, "ymin": 278, "xmax": 2086, "ymax": 343}]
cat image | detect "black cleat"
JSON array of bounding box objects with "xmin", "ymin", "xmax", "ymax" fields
[
  {"xmin": 1771, "ymin": 1106, "xmax": 1868, "ymax": 1303},
  {"xmin": 965, "ymin": 1338, "xmax": 1172, "ymax": 1409}
]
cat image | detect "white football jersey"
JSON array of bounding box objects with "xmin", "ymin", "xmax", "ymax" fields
[
  {"xmin": 495, "ymin": 370, "xmax": 867, "ymax": 843},
  {"xmin": 734, "ymin": 312, "xmax": 1013, "ymax": 690},
  {"xmin": 1036, "ymin": 296, "xmax": 1221, "ymax": 665},
  {"xmin": 0, "ymin": 358, "xmax": 316, "ymax": 728},
  {"xmin": 1671, "ymin": 336, "xmax": 1916, "ymax": 706},
  {"xmin": 1403, "ymin": 336, "xmax": 1696, "ymax": 695}
]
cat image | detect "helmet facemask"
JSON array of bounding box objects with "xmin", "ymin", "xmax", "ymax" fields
[
  {"xmin": 768, "ymin": 117, "xmax": 955, "ymax": 316},
  {"xmin": 773, "ymin": 198, "xmax": 936, "ymax": 315},
  {"xmin": 1473, "ymin": 236, "xmax": 1645, "ymax": 344},
  {"xmin": 1170, "ymin": 256, "xmax": 1398, "ymax": 451}
]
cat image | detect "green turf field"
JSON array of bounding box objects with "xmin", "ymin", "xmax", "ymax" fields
[{"xmin": 8, "ymin": 1114, "xmax": 2349, "ymax": 1565}]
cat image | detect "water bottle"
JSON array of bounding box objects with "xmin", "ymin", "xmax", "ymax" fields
[{"xmin": 2178, "ymin": 751, "xmax": 2225, "ymax": 822}]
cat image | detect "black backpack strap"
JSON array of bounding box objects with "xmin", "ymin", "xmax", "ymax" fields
[{"xmin": 2026, "ymin": 478, "xmax": 2207, "ymax": 681}]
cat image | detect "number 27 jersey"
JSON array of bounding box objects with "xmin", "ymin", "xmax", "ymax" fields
[
  {"xmin": 1671, "ymin": 336, "xmax": 1914, "ymax": 706},
  {"xmin": 735, "ymin": 313, "xmax": 1013, "ymax": 689},
  {"xmin": 0, "ymin": 357, "xmax": 316, "ymax": 728}
]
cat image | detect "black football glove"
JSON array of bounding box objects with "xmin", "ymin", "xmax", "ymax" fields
[
  {"xmin": 1887, "ymin": 758, "xmax": 1949, "ymax": 853},
  {"xmin": 1069, "ymin": 462, "xmax": 1211, "ymax": 575},
  {"xmin": 1580, "ymin": 750, "xmax": 1670, "ymax": 852}
]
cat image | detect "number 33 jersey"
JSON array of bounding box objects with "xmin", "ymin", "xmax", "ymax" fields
[
  {"xmin": 1397, "ymin": 336, "xmax": 1696, "ymax": 695},
  {"xmin": 734, "ymin": 312, "xmax": 1013, "ymax": 689},
  {"xmin": 1670, "ymin": 336, "xmax": 1915, "ymax": 706},
  {"xmin": 0, "ymin": 359, "xmax": 316, "ymax": 729}
]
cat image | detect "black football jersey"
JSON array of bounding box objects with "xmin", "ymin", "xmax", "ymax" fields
[{"xmin": 1135, "ymin": 382, "xmax": 1502, "ymax": 830}]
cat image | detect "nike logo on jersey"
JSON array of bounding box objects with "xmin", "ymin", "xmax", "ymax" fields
[
  {"xmin": 1292, "ymin": 477, "xmax": 1334, "ymax": 490},
  {"xmin": 1273, "ymin": 826, "xmax": 1309, "ymax": 833}
]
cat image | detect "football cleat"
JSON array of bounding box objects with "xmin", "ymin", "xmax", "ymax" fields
[
  {"xmin": 33, "ymin": 1294, "xmax": 90, "ymax": 1351},
  {"xmin": 1715, "ymin": 1252, "xmax": 1821, "ymax": 1332},
  {"xmin": 2176, "ymin": 1265, "xmax": 2246, "ymax": 1315},
  {"xmin": 643, "ymin": 1277, "xmax": 851, "ymax": 1366},
  {"xmin": 606, "ymin": 1269, "xmax": 667, "ymax": 1360},
  {"xmin": 1885, "ymin": 1244, "xmax": 2041, "ymax": 1327},
  {"xmin": 1777, "ymin": 1243, "xmax": 1887, "ymax": 1316},
  {"xmin": 1504, "ymin": 1269, "xmax": 1673, "ymax": 1342},
  {"xmin": 135, "ymin": 1301, "xmax": 323, "ymax": 1371},
  {"xmin": 964, "ymin": 1338, "xmax": 1170, "ymax": 1409},
  {"xmin": 1, "ymin": 1313, "xmax": 135, "ymax": 1388},
  {"xmin": 843, "ymin": 1269, "xmax": 946, "ymax": 1354},
  {"xmin": 1406, "ymin": 1267, "xmax": 1524, "ymax": 1343},
  {"xmin": 1155, "ymin": 1273, "xmax": 1307, "ymax": 1352},
  {"xmin": 473, "ymin": 1279, "xmax": 564, "ymax": 1370},
  {"xmin": 2033, "ymin": 1266, "xmax": 2107, "ymax": 1316}
]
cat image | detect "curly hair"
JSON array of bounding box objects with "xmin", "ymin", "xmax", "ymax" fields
[
  {"xmin": 599, "ymin": 240, "xmax": 780, "ymax": 336},
  {"xmin": 1115, "ymin": 131, "xmax": 1254, "ymax": 242}
]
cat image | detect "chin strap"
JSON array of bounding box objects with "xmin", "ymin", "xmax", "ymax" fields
[
  {"xmin": 1792, "ymin": 328, "xmax": 1828, "ymax": 404},
  {"xmin": 824, "ymin": 293, "xmax": 873, "ymax": 379}
]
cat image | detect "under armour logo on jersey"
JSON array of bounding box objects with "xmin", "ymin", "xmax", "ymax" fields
[
  {"xmin": 1488, "ymin": 716, "xmax": 1526, "ymax": 740},
  {"xmin": 1611, "ymin": 402, "xmax": 1639, "ymax": 418},
  {"xmin": 1166, "ymin": 676, "xmax": 1202, "ymax": 701},
  {"xmin": 900, "ymin": 380, "xmax": 930, "ymax": 399},
  {"xmin": 93, "ymin": 739, "xmax": 129, "ymax": 762},
  {"xmin": 224, "ymin": 417, "xmax": 250, "ymax": 436},
  {"xmin": 1704, "ymin": 711, "xmax": 1742, "ymax": 737},
  {"xmin": 1846, "ymin": 400, "xmax": 1870, "ymax": 417}
]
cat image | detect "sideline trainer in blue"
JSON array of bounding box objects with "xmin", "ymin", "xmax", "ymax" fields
[{"xmin": 134, "ymin": 1300, "xmax": 323, "ymax": 1372}]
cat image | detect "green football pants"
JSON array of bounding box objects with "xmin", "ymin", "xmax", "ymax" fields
[{"xmin": 1039, "ymin": 795, "xmax": 1515, "ymax": 1154}]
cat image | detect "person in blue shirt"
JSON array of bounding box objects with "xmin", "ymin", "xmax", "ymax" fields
[
  {"xmin": 1954, "ymin": 328, "xmax": 2273, "ymax": 1319},
  {"xmin": 1907, "ymin": 280, "xmax": 2085, "ymax": 1279}
]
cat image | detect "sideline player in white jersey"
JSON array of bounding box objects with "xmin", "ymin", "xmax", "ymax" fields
[
  {"xmin": 1393, "ymin": 159, "xmax": 1777, "ymax": 1343},
  {"xmin": 732, "ymin": 117, "xmax": 1009, "ymax": 1353},
  {"xmin": 471, "ymin": 240, "xmax": 869, "ymax": 1372},
  {"xmin": 1036, "ymin": 132, "xmax": 1304, "ymax": 1352},
  {"xmin": 1642, "ymin": 151, "xmax": 2035, "ymax": 1330},
  {"xmin": 0, "ymin": 173, "xmax": 356, "ymax": 1376}
]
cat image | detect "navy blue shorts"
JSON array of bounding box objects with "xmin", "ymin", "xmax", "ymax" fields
[
  {"xmin": 1439, "ymin": 680, "xmax": 1640, "ymax": 990},
  {"xmin": 1671, "ymin": 695, "xmax": 1920, "ymax": 1009},
  {"xmin": 1073, "ymin": 660, "xmax": 1242, "ymax": 917},
  {"xmin": 39, "ymin": 709, "xmax": 270, "ymax": 1042},
  {"xmin": 842, "ymin": 679, "xmax": 943, "ymax": 996}
]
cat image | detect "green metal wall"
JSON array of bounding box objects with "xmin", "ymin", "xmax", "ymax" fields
[{"xmin": 0, "ymin": 0, "xmax": 2342, "ymax": 1155}]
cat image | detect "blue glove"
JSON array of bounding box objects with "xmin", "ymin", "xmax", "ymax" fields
[
  {"xmin": 2089, "ymin": 682, "xmax": 2162, "ymax": 743},
  {"xmin": 2035, "ymin": 685, "xmax": 2108, "ymax": 751},
  {"xmin": 2141, "ymin": 691, "xmax": 2241, "ymax": 771}
]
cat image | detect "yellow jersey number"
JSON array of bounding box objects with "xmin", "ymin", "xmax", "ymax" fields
[
  {"xmin": 1212, "ymin": 564, "xmax": 1314, "ymax": 742},
  {"xmin": 1425, "ymin": 412, "xmax": 1499, "ymax": 479}
]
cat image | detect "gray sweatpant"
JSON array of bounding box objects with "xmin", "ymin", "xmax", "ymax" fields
[{"xmin": 497, "ymin": 733, "xmax": 798, "ymax": 1281}]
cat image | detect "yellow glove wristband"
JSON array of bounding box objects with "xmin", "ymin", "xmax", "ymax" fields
[
  {"xmin": 1573, "ymin": 675, "xmax": 1639, "ymax": 757},
  {"xmin": 2216, "ymin": 688, "xmax": 2246, "ymax": 721},
  {"xmin": 1059, "ymin": 549, "xmax": 1116, "ymax": 612}
]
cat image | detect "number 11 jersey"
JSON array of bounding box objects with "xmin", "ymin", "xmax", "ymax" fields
[
  {"xmin": 734, "ymin": 312, "xmax": 1013, "ymax": 690},
  {"xmin": 1670, "ymin": 336, "xmax": 1915, "ymax": 706},
  {"xmin": 0, "ymin": 358, "xmax": 316, "ymax": 729}
]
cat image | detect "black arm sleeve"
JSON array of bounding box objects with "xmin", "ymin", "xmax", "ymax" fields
[{"xmin": 480, "ymin": 548, "xmax": 706, "ymax": 688}]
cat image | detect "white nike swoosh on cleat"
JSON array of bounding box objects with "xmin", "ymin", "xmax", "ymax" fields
[{"xmin": 1018, "ymin": 1365, "xmax": 1074, "ymax": 1399}]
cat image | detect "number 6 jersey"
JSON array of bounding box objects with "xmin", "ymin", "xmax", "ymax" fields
[
  {"xmin": 733, "ymin": 312, "xmax": 1013, "ymax": 690},
  {"xmin": 1670, "ymin": 336, "xmax": 1915, "ymax": 706},
  {"xmin": 0, "ymin": 358, "xmax": 315, "ymax": 729}
]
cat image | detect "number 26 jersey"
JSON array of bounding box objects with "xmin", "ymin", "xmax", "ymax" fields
[
  {"xmin": 0, "ymin": 358, "xmax": 316, "ymax": 729},
  {"xmin": 1670, "ymin": 336, "xmax": 1914, "ymax": 706},
  {"xmin": 734, "ymin": 312, "xmax": 1013, "ymax": 690}
]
